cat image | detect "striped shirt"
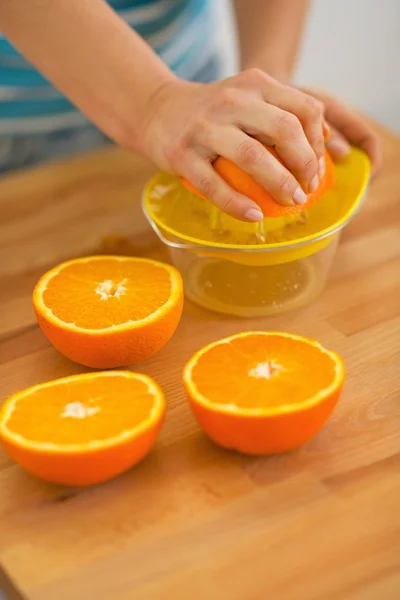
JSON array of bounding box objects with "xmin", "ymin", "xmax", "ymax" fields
[{"xmin": 0, "ymin": 0, "xmax": 221, "ymax": 136}]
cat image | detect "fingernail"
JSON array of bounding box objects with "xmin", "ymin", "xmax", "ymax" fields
[
  {"xmin": 327, "ymin": 138, "xmax": 350, "ymax": 157},
  {"xmin": 309, "ymin": 174, "xmax": 319, "ymax": 193},
  {"xmin": 293, "ymin": 187, "xmax": 307, "ymax": 205},
  {"xmin": 244, "ymin": 208, "xmax": 264, "ymax": 222},
  {"xmin": 319, "ymin": 156, "xmax": 325, "ymax": 177}
]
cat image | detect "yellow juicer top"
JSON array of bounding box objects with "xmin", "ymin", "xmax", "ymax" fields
[{"xmin": 143, "ymin": 147, "xmax": 370, "ymax": 266}]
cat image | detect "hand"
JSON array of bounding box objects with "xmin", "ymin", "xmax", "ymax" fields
[
  {"xmin": 142, "ymin": 69, "xmax": 327, "ymax": 222},
  {"xmin": 300, "ymin": 87, "xmax": 382, "ymax": 178}
]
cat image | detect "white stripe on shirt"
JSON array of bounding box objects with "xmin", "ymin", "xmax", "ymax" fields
[
  {"xmin": 117, "ymin": 0, "xmax": 176, "ymax": 24},
  {"xmin": 0, "ymin": 111, "xmax": 89, "ymax": 135}
]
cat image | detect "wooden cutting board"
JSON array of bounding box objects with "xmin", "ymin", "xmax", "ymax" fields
[{"xmin": 0, "ymin": 127, "xmax": 399, "ymax": 600}]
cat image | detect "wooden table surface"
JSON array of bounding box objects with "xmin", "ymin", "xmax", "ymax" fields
[{"xmin": 0, "ymin": 125, "xmax": 399, "ymax": 600}]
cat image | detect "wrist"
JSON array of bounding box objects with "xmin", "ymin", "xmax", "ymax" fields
[
  {"xmin": 134, "ymin": 78, "xmax": 197, "ymax": 168},
  {"xmin": 109, "ymin": 70, "xmax": 178, "ymax": 154}
]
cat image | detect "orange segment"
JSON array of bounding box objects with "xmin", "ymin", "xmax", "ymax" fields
[
  {"xmin": 0, "ymin": 371, "xmax": 165, "ymax": 486},
  {"xmin": 33, "ymin": 256, "xmax": 184, "ymax": 368},
  {"xmin": 183, "ymin": 332, "xmax": 344, "ymax": 455},
  {"xmin": 188, "ymin": 333, "xmax": 339, "ymax": 410},
  {"xmin": 182, "ymin": 147, "xmax": 336, "ymax": 218},
  {"xmin": 42, "ymin": 258, "xmax": 174, "ymax": 328}
]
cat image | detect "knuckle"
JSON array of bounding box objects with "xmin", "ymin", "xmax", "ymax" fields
[
  {"xmin": 278, "ymin": 172, "xmax": 295, "ymax": 194},
  {"xmin": 236, "ymin": 140, "xmax": 266, "ymax": 168},
  {"xmin": 358, "ymin": 131, "xmax": 374, "ymax": 147},
  {"xmin": 194, "ymin": 118, "xmax": 212, "ymax": 138},
  {"xmin": 302, "ymin": 156, "xmax": 317, "ymax": 176},
  {"xmin": 165, "ymin": 137, "xmax": 187, "ymax": 165},
  {"xmin": 303, "ymin": 95, "xmax": 323, "ymax": 120},
  {"xmin": 213, "ymin": 87, "xmax": 239, "ymax": 111},
  {"xmin": 198, "ymin": 176, "xmax": 219, "ymax": 198},
  {"xmin": 242, "ymin": 67, "xmax": 270, "ymax": 86},
  {"xmin": 222, "ymin": 196, "xmax": 234, "ymax": 212},
  {"xmin": 276, "ymin": 113, "xmax": 302, "ymax": 140},
  {"xmin": 313, "ymin": 135, "xmax": 325, "ymax": 154},
  {"xmin": 220, "ymin": 192, "xmax": 237, "ymax": 214}
]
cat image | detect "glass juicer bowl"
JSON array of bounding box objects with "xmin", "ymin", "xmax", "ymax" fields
[{"xmin": 142, "ymin": 147, "xmax": 370, "ymax": 318}]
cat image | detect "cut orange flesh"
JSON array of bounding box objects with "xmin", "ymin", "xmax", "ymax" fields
[
  {"xmin": 33, "ymin": 256, "xmax": 183, "ymax": 368},
  {"xmin": 0, "ymin": 371, "xmax": 166, "ymax": 486},
  {"xmin": 183, "ymin": 332, "xmax": 344, "ymax": 454}
]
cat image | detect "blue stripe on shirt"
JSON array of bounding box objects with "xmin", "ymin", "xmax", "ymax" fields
[
  {"xmin": 0, "ymin": 97, "xmax": 74, "ymax": 118},
  {"xmin": 0, "ymin": 0, "xmax": 217, "ymax": 133},
  {"xmin": 0, "ymin": 68, "xmax": 50, "ymax": 87},
  {"xmin": 125, "ymin": 1, "xmax": 193, "ymax": 39}
]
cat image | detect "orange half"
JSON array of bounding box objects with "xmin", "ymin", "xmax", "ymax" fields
[
  {"xmin": 33, "ymin": 256, "xmax": 184, "ymax": 368},
  {"xmin": 0, "ymin": 371, "xmax": 165, "ymax": 486},
  {"xmin": 183, "ymin": 331, "xmax": 344, "ymax": 454},
  {"xmin": 182, "ymin": 147, "xmax": 335, "ymax": 217}
]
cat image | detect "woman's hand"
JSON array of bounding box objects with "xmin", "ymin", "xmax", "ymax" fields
[
  {"xmin": 300, "ymin": 88, "xmax": 382, "ymax": 177},
  {"xmin": 141, "ymin": 69, "xmax": 327, "ymax": 222}
]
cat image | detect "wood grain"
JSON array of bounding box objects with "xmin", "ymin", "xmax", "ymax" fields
[{"xmin": 0, "ymin": 127, "xmax": 399, "ymax": 600}]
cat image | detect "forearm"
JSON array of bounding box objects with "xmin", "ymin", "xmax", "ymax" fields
[
  {"xmin": 0, "ymin": 0, "xmax": 175, "ymax": 149},
  {"xmin": 234, "ymin": 0, "xmax": 311, "ymax": 83}
]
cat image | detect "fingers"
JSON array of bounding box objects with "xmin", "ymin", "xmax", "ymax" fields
[
  {"xmin": 231, "ymin": 70, "xmax": 326, "ymax": 181},
  {"xmin": 164, "ymin": 72, "xmax": 384, "ymax": 222},
  {"xmin": 269, "ymin": 108, "xmax": 320, "ymax": 193},
  {"xmin": 201, "ymin": 125, "xmax": 307, "ymax": 207},
  {"xmin": 305, "ymin": 89, "xmax": 382, "ymax": 175},
  {"xmin": 263, "ymin": 83, "xmax": 326, "ymax": 166},
  {"xmin": 328, "ymin": 101, "xmax": 382, "ymax": 174},
  {"xmin": 325, "ymin": 126, "xmax": 351, "ymax": 161},
  {"xmin": 179, "ymin": 152, "xmax": 264, "ymax": 221},
  {"xmin": 236, "ymin": 101, "xmax": 319, "ymax": 194},
  {"xmin": 199, "ymin": 89, "xmax": 320, "ymax": 196}
]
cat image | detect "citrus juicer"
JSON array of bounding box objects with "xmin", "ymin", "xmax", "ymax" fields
[{"xmin": 142, "ymin": 147, "xmax": 370, "ymax": 317}]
